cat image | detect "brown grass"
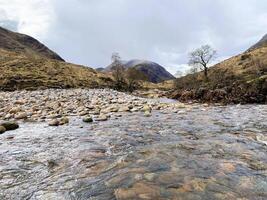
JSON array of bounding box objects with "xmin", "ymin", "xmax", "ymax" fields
[{"xmin": 0, "ymin": 49, "xmax": 113, "ymax": 91}]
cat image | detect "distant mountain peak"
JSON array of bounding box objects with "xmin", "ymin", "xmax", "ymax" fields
[{"xmin": 104, "ymin": 59, "xmax": 175, "ymax": 83}]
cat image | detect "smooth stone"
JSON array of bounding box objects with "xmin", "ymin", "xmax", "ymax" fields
[
  {"xmin": 14, "ymin": 112, "xmax": 28, "ymax": 120},
  {"xmin": 119, "ymin": 106, "xmax": 131, "ymax": 112},
  {"xmin": 9, "ymin": 107, "xmax": 22, "ymax": 114},
  {"xmin": 107, "ymin": 106, "xmax": 119, "ymax": 112},
  {"xmin": 144, "ymin": 111, "xmax": 152, "ymax": 117},
  {"xmin": 83, "ymin": 116, "xmax": 93, "ymax": 123},
  {"xmin": 4, "ymin": 113, "xmax": 13, "ymax": 119},
  {"xmin": 95, "ymin": 115, "xmax": 108, "ymax": 121},
  {"xmin": 89, "ymin": 110, "xmax": 100, "ymax": 115},
  {"xmin": 48, "ymin": 119, "xmax": 60, "ymax": 126},
  {"xmin": 59, "ymin": 117, "xmax": 69, "ymax": 125},
  {"xmin": 79, "ymin": 111, "xmax": 88, "ymax": 116},
  {"xmin": 143, "ymin": 105, "xmax": 152, "ymax": 112},
  {"xmin": 131, "ymin": 107, "xmax": 140, "ymax": 112}
]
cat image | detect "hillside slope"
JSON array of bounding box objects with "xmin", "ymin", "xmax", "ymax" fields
[
  {"xmin": 0, "ymin": 49, "xmax": 113, "ymax": 91},
  {"xmin": 0, "ymin": 26, "xmax": 64, "ymax": 61},
  {"xmin": 0, "ymin": 49, "xmax": 112, "ymax": 91},
  {"xmin": 0, "ymin": 27, "xmax": 113, "ymax": 91},
  {"xmin": 248, "ymin": 33, "xmax": 267, "ymax": 51},
  {"xmin": 172, "ymin": 46, "xmax": 267, "ymax": 104}
]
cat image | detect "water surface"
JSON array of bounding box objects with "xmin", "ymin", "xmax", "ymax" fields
[{"xmin": 0, "ymin": 105, "xmax": 267, "ymax": 200}]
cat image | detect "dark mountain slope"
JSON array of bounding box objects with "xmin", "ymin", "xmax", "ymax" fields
[
  {"xmin": 0, "ymin": 26, "xmax": 64, "ymax": 61},
  {"xmin": 105, "ymin": 59, "xmax": 175, "ymax": 83}
]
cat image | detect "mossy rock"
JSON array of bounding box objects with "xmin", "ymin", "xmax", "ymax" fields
[
  {"xmin": 0, "ymin": 121, "xmax": 19, "ymax": 131},
  {"xmin": 0, "ymin": 126, "xmax": 6, "ymax": 134}
]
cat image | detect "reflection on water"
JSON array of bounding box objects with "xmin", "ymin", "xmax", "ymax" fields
[{"xmin": 0, "ymin": 105, "xmax": 267, "ymax": 200}]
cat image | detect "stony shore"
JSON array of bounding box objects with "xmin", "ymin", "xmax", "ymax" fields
[{"xmin": 0, "ymin": 89, "xmax": 194, "ymax": 134}]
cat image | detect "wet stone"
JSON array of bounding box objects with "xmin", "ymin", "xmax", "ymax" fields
[
  {"xmin": 0, "ymin": 121, "xmax": 19, "ymax": 131},
  {"xmin": 48, "ymin": 119, "xmax": 60, "ymax": 126},
  {"xmin": 0, "ymin": 125, "xmax": 6, "ymax": 134},
  {"xmin": 83, "ymin": 116, "xmax": 93, "ymax": 123}
]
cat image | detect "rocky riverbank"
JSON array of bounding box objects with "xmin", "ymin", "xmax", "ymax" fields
[{"xmin": 0, "ymin": 89, "xmax": 191, "ymax": 134}]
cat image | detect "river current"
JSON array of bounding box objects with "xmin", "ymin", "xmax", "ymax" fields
[{"xmin": 0, "ymin": 104, "xmax": 267, "ymax": 199}]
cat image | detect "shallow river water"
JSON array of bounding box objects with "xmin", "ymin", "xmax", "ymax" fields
[{"xmin": 0, "ymin": 104, "xmax": 267, "ymax": 200}]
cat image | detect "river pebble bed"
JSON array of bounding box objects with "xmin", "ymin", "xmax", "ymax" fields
[{"xmin": 0, "ymin": 89, "xmax": 266, "ymax": 200}]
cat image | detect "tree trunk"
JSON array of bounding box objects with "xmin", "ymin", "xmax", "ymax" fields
[{"xmin": 204, "ymin": 65, "xmax": 208, "ymax": 79}]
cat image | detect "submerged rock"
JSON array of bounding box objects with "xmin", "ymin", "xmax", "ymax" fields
[
  {"xmin": 0, "ymin": 125, "xmax": 6, "ymax": 134},
  {"xmin": 83, "ymin": 116, "xmax": 93, "ymax": 123},
  {"xmin": 0, "ymin": 121, "xmax": 19, "ymax": 131},
  {"xmin": 144, "ymin": 111, "xmax": 152, "ymax": 117},
  {"xmin": 59, "ymin": 117, "xmax": 69, "ymax": 125},
  {"xmin": 143, "ymin": 105, "xmax": 152, "ymax": 112}
]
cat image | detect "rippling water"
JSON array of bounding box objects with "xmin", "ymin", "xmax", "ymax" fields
[{"xmin": 0, "ymin": 105, "xmax": 267, "ymax": 200}]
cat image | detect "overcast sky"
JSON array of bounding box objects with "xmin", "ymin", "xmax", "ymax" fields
[{"xmin": 0, "ymin": 0, "xmax": 267, "ymax": 74}]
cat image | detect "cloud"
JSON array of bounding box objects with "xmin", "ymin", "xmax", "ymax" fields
[
  {"xmin": 0, "ymin": 0, "xmax": 55, "ymax": 41},
  {"xmin": 1, "ymin": 0, "xmax": 267, "ymax": 74}
]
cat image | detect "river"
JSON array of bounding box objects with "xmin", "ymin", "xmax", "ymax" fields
[{"xmin": 0, "ymin": 104, "xmax": 267, "ymax": 200}]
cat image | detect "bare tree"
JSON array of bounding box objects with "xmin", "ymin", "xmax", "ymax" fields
[
  {"xmin": 111, "ymin": 53, "xmax": 126, "ymax": 90},
  {"xmin": 125, "ymin": 68, "xmax": 148, "ymax": 92},
  {"xmin": 111, "ymin": 53, "xmax": 121, "ymax": 64},
  {"xmin": 174, "ymin": 70, "xmax": 184, "ymax": 78},
  {"xmin": 188, "ymin": 45, "xmax": 216, "ymax": 79}
]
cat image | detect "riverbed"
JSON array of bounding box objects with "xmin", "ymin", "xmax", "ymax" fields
[{"xmin": 0, "ymin": 90, "xmax": 267, "ymax": 200}]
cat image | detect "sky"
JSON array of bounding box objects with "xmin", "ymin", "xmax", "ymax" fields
[{"xmin": 0, "ymin": 0, "xmax": 267, "ymax": 74}]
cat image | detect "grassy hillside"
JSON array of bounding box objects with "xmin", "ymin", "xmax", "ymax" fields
[
  {"xmin": 172, "ymin": 46, "xmax": 267, "ymax": 103},
  {"xmin": 0, "ymin": 49, "xmax": 113, "ymax": 91}
]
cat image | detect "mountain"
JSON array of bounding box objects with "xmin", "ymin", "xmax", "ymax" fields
[
  {"xmin": 105, "ymin": 59, "xmax": 175, "ymax": 83},
  {"xmin": 0, "ymin": 27, "xmax": 113, "ymax": 91},
  {"xmin": 0, "ymin": 26, "xmax": 64, "ymax": 61},
  {"xmin": 248, "ymin": 33, "xmax": 267, "ymax": 51},
  {"xmin": 172, "ymin": 36, "xmax": 267, "ymax": 104}
]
